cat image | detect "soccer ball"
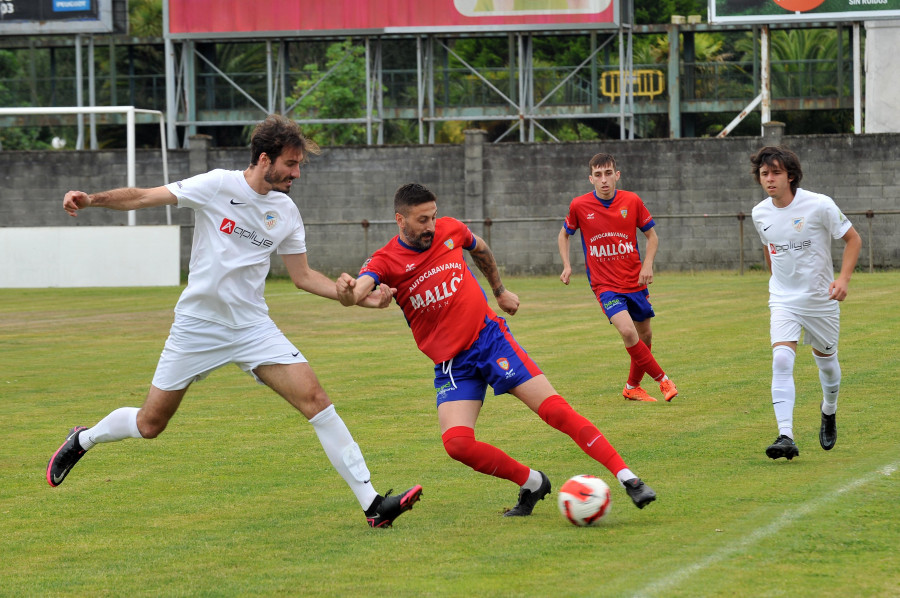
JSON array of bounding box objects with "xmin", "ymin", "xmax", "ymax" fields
[{"xmin": 558, "ymin": 474, "xmax": 612, "ymax": 526}]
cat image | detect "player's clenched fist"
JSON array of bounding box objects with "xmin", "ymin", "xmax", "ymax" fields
[{"xmin": 63, "ymin": 190, "xmax": 91, "ymax": 216}]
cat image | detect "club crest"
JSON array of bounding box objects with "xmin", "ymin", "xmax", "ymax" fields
[
  {"xmin": 444, "ymin": 239, "xmax": 455, "ymax": 250},
  {"xmin": 496, "ymin": 358, "xmax": 510, "ymax": 371},
  {"xmin": 620, "ymin": 209, "xmax": 628, "ymax": 218},
  {"xmin": 792, "ymin": 217, "xmax": 804, "ymax": 232}
]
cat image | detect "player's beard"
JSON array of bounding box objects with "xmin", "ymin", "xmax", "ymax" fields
[
  {"xmin": 402, "ymin": 226, "xmax": 434, "ymax": 250},
  {"xmin": 264, "ymin": 165, "xmax": 293, "ymax": 193}
]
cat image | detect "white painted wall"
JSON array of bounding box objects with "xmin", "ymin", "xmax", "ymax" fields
[
  {"xmin": 0, "ymin": 226, "xmax": 180, "ymax": 288},
  {"xmin": 865, "ymin": 20, "xmax": 900, "ymax": 133}
]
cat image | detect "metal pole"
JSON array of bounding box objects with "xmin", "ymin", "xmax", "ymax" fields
[
  {"xmin": 88, "ymin": 35, "xmax": 98, "ymax": 149},
  {"xmin": 853, "ymin": 22, "xmax": 862, "ymax": 134},
  {"xmin": 75, "ymin": 34, "xmax": 84, "ymax": 150},
  {"xmin": 761, "ymin": 26, "xmax": 771, "ymax": 130},
  {"xmin": 127, "ymin": 107, "xmax": 136, "ymax": 226}
]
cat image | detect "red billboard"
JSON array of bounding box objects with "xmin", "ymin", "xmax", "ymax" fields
[{"xmin": 166, "ymin": 0, "xmax": 619, "ymax": 38}]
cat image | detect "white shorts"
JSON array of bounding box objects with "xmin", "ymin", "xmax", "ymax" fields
[
  {"xmin": 151, "ymin": 314, "xmax": 307, "ymax": 391},
  {"xmin": 770, "ymin": 309, "xmax": 840, "ymax": 355}
]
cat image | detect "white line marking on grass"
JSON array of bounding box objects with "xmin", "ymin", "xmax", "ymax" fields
[{"xmin": 632, "ymin": 460, "xmax": 899, "ymax": 598}]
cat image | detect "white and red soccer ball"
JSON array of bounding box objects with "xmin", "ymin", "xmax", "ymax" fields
[{"xmin": 558, "ymin": 474, "xmax": 612, "ymax": 526}]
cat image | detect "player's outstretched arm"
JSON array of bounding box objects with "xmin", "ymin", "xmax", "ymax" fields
[
  {"xmin": 63, "ymin": 186, "xmax": 175, "ymax": 217},
  {"xmin": 336, "ymin": 273, "xmax": 395, "ymax": 308},
  {"xmin": 469, "ymin": 235, "xmax": 519, "ymax": 315}
]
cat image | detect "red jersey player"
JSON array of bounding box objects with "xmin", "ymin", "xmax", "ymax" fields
[
  {"xmin": 558, "ymin": 152, "xmax": 678, "ymax": 403},
  {"xmin": 337, "ymin": 183, "xmax": 657, "ymax": 516}
]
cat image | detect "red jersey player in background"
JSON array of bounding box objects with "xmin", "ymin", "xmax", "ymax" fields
[
  {"xmin": 558, "ymin": 152, "xmax": 678, "ymax": 403},
  {"xmin": 337, "ymin": 183, "xmax": 657, "ymax": 516}
]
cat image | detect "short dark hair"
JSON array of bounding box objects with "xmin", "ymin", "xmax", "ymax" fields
[
  {"xmin": 750, "ymin": 146, "xmax": 803, "ymax": 194},
  {"xmin": 589, "ymin": 152, "xmax": 617, "ymax": 174},
  {"xmin": 394, "ymin": 183, "xmax": 437, "ymax": 216},
  {"xmin": 249, "ymin": 114, "xmax": 320, "ymax": 166}
]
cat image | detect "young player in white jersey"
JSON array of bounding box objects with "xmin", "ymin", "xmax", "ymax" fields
[
  {"xmin": 46, "ymin": 115, "xmax": 422, "ymax": 528},
  {"xmin": 750, "ymin": 146, "xmax": 861, "ymax": 461}
]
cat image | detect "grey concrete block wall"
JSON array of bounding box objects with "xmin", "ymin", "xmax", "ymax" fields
[{"xmin": 2, "ymin": 131, "xmax": 898, "ymax": 279}]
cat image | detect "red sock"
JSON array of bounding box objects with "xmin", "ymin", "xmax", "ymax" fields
[
  {"xmin": 626, "ymin": 340, "xmax": 664, "ymax": 382},
  {"xmin": 537, "ymin": 395, "xmax": 628, "ymax": 476},
  {"xmin": 441, "ymin": 426, "xmax": 530, "ymax": 486},
  {"xmin": 627, "ymin": 340, "xmax": 650, "ymax": 387}
]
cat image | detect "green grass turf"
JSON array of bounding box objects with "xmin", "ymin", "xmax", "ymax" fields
[{"xmin": 1, "ymin": 271, "xmax": 897, "ymax": 597}]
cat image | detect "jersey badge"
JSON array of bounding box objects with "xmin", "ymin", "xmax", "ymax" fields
[
  {"xmin": 496, "ymin": 358, "xmax": 510, "ymax": 371},
  {"xmin": 405, "ymin": 263, "xmax": 416, "ymax": 272},
  {"xmin": 586, "ymin": 212, "xmax": 595, "ymax": 220},
  {"xmin": 792, "ymin": 217, "xmax": 804, "ymax": 232},
  {"xmin": 265, "ymin": 211, "xmax": 278, "ymax": 230},
  {"xmin": 620, "ymin": 209, "xmax": 628, "ymax": 218},
  {"xmin": 220, "ymin": 218, "xmax": 236, "ymax": 234},
  {"xmin": 444, "ymin": 239, "xmax": 455, "ymax": 250}
]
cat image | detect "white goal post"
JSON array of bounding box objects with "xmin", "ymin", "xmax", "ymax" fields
[
  {"xmin": 0, "ymin": 106, "xmax": 180, "ymax": 288},
  {"xmin": 0, "ymin": 105, "xmax": 171, "ymax": 225}
]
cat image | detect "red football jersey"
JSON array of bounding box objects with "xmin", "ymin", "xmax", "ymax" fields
[
  {"xmin": 360, "ymin": 217, "xmax": 494, "ymax": 364},
  {"xmin": 563, "ymin": 189, "xmax": 655, "ymax": 295}
]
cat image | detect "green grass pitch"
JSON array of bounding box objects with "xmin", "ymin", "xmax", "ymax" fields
[{"xmin": 1, "ymin": 271, "xmax": 897, "ymax": 596}]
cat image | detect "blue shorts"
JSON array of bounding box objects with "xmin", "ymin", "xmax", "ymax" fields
[
  {"xmin": 597, "ymin": 289, "xmax": 655, "ymax": 322},
  {"xmin": 433, "ymin": 314, "xmax": 543, "ymax": 406}
]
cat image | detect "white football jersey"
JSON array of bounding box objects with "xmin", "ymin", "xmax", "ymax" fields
[
  {"xmin": 165, "ymin": 169, "xmax": 306, "ymax": 328},
  {"xmin": 751, "ymin": 188, "xmax": 852, "ymax": 315}
]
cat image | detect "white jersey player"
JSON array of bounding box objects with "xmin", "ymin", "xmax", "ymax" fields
[
  {"xmin": 47, "ymin": 115, "xmax": 422, "ymax": 528},
  {"xmin": 750, "ymin": 146, "xmax": 861, "ymax": 461}
]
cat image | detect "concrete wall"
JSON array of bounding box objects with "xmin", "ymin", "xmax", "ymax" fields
[{"xmin": 2, "ymin": 128, "xmax": 898, "ymax": 281}]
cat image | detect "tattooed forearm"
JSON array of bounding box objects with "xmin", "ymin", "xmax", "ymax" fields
[{"xmin": 470, "ymin": 244, "xmax": 505, "ymax": 297}]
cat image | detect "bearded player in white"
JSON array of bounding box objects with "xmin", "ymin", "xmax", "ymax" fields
[
  {"xmin": 750, "ymin": 146, "xmax": 861, "ymax": 461},
  {"xmin": 47, "ymin": 115, "xmax": 422, "ymax": 528}
]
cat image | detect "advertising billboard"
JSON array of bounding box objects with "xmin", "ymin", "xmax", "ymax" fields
[
  {"xmin": 0, "ymin": 0, "xmax": 117, "ymax": 34},
  {"xmin": 166, "ymin": 0, "xmax": 620, "ymax": 39},
  {"xmin": 710, "ymin": 0, "xmax": 900, "ymax": 24}
]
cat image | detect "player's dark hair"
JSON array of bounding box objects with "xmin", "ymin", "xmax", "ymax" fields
[
  {"xmin": 394, "ymin": 183, "xmax": 437, "ymax": 216},
  {"xmin": 589, "ymin": 152, "xmax": 617, "ymax": 174},
  {"xmin": 750, "ymin": 146, "xmax": 803, "ymax": 194},
  {"xmin": 249, "ymin": 114, "xmax": 320, "ymax": 166}
]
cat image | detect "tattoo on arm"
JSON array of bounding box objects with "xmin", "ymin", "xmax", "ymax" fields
[{"xmin": 470, "ymin": 243, "xmax": 505, "ymax": 297}]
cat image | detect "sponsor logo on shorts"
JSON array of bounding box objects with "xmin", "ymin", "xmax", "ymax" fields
[
  {"xmin": 603, "ymin": 298, "xmax": 622, "ymax": 311},
  {"xmin": 436, "ymin": 381, "xmax": 453, "ymax": 400}
]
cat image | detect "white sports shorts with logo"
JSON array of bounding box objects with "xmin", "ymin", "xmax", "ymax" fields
[
  {"xmin": 151, "ymin": 314, "xmax": 307, "ymax": 391},
  {"xmin": 770, "ymin": 309, "xmax": 840, "ymax": 355}
]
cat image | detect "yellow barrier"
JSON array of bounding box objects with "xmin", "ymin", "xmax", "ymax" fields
[{"xmin": 600, "ymin": 70, "xmax": 665, "ymax": 100}]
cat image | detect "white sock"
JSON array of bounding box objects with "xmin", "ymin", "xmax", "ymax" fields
[
  {"xmin": 309, "ymin": 405, "xmax": 379, "ymax": 511},
  {"xmin": 616, "ymin": 468, "xmax": 637, "ymax": 485},
  {"xmin": 814, "ymin": 351, "xmax": 841, "ymax": 416},
  {"xmin": 772, "ymin": 345, "xmax": 796, "ymax": 438},
  {"xmin": 522, "ymin": 469, "xmax": 544, "ymax": 491},
  {"xmin": 79, "ymin": 407, "xmax": 143, "ymax": 450}
]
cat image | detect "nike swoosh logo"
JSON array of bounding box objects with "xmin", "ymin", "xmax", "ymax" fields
[
  {"xmin": 763, "ymin": 224, "xmax": 772, "ymax": 231},
  {"xmin": 824, "ymin": 345, "xmax": 835, "ymax": 352},
  {"xmin": 51, "ymin": 470, "xmax": 67, "ymax": 485},
  {"xmin": 230, "ymin": 199, "xmax": 245, "ymax": 205},
  {"xmin": 291, "ymin": 351, "xmax": 300, "ymax": 357},
  {"xmin": 586, "ymin": 434, "xmax": 602, "ymax": 447}
]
